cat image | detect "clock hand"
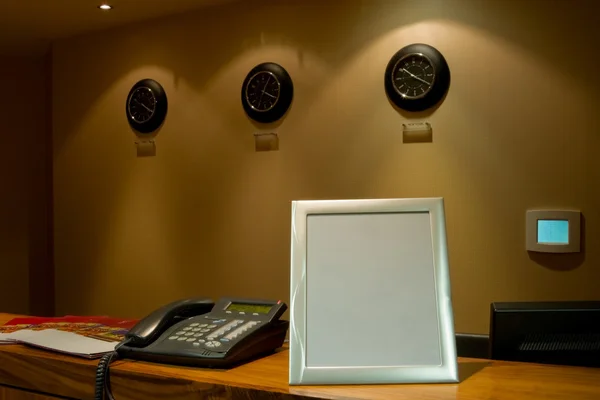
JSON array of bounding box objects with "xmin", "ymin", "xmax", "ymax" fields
[
  {"xmin": 262, "ymin": 91, "xmax": 277, "ymax": 99},
  {"xmin": 402, "ymin": 68, "xmax": 430, "ymax": 85},
  {"xmin": 134, "ymin": 99, "xmax": 153, "ymax": 113},
  {"xmin": 140, "ymin": 103, "xmax": 153, "ymax": 113},
  {"xmin": 257, "ymin": 76, "xmax": 271, "ymax": 107}
]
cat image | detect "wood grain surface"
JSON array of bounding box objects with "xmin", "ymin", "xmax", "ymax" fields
[
  {"xmin": 2, "ymin": 313, "xmax": 600, "ymax": 400},
  {"xmin": 0, "ymin": 386, "xmax": 63, "ymax": 400}
]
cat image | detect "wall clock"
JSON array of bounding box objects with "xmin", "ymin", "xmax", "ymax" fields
[
  {"xmin": 384, "ymin": 43, "xmax": 450, "ymax": 112},
  {"xmin": 241, "ymin": 62, "xmax": 293, "ymax": 123},
  {"xmin": 125, "ymin": 78, "xmax": 168, "ymax": 134}
]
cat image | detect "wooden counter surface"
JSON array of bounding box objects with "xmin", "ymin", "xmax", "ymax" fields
[{"xmin": 1, "ymin": 313, "xmax": 600, "ymax": 400}]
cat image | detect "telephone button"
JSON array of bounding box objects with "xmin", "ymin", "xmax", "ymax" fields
[
  {"xmin": 199, "ymin": 324, "xmax": 208, "ymax": 327},
  {"xmin": 239, "ymin": 312, "xmax": 245, "ymax": 315},
  {"xmin": 185, "ymin": 332, "xmax": 194, "ymax": 336},
  {"xmin": 208, "ymin": 324, "xmax": 217, "ymax": 328},
  {"xmin": 192, "ymin": 342, "xmax": 200, "ymax": 347},
  {"xmin": 176, "ymin": 331, "xmax": 186, "ymax": 335},
  {"xmin": 220, "ymin": 338, "xmax": 230, "ymax": 342},
  {"xmin": 177, "ymin": 337, "xmax": 187, "ymax": 341},
  {"xmin": 198, "ymin": 339, "xmax": 205, "ymax": 343},
  {"xmin": 168, "ymin": 336, "xmax": 178, "ymax": 340},
  {"xmin": 193, "ymin": 333, "xmax": 203, "ymax": 337},
  {"xmin": 183, "ymin": 327, "xmax": 192, "ymax": 331},
  {"xmin": 186, "ymin": 338, "xmax": 195, "ymax": 342},
  {"xmin": 190, "ymin": 323, "xmax": 199, "ymax": 327},
  {"xmin": 205, "ymin": 341, "xmax": 221, "ymax": 348}
]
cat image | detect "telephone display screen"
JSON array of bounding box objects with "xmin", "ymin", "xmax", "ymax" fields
[{"xmin": 226, "ymin": 302, "xmax": 273, "ymax": 314}]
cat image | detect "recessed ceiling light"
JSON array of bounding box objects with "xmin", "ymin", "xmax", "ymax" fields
[{"xmin": 98, "ymin": 4, "xmax": 112, "ymax": 10}]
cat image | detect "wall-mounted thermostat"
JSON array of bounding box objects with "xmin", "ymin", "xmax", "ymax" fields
[{"xmin": 526, "ymin": 210, "xmax": 581, "ymax": 253}]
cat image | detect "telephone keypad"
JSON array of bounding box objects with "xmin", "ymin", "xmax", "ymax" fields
[{"xmin": 167, "ymin": 316, "xmax": 264, "ymax": 351}]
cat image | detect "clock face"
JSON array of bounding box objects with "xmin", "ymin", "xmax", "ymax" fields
[
  {"xmin": 245, "ymin": 71, "xmax": 281, "ymax": 112},
  {"xmin": 127, "ymin": 87, "xmax": 157, "ymax": 123},
  {"xmin": 391, "ymin": 53, "xmax": 436, "ymax": 100}
]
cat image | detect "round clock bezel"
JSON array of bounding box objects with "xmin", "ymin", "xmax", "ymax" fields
[
  {"xmin": 244, "ymin": 70, "xmax": 281, "ymax": 113},
  {"xmin": 391, "ymin": 52, "xmax": 436, "ymax": 100},
  {"xmin": 241, "ymin": 62, "xmax": 293, "ymax": 124},
  {"xmin": 125, "ymin": 78, "xmax": 168, "ymax": 134},
  {"xmin": 127, "ymin": 87, "xmax": 157, "ymax": 123},
  {"xmin": 384, "ymin": 43, "xmax": 450, "ymax": 112}
]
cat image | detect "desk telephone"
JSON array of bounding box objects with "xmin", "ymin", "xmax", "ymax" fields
[
  {"xmin": 116, "ymin": 296, "xmax": 289, "ymax": 367},
  {"xmin": 95, "ymin": 297, "xmax": 289, "ymax": 400}
]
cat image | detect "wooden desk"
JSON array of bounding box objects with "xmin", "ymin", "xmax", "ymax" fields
[{"xmin": 1, "ymin": 313, "xmax": 599, "ymax": 400}]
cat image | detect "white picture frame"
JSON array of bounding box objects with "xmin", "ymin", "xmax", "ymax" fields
[{"xmin": 289, "ymin": 197, "xmax": 458, "ymax": 385}]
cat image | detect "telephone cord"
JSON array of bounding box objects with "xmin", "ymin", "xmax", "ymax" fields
[
  {"xmin": 95, "ymin": 338, "xmax": 132, "ymax": 400},
  {"xmin": 94, "ymin": 351, "xmax": 118, "ymax": 400}
]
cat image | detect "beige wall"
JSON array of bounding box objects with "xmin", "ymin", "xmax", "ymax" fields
[
  {"xmin": 52, "ymin": 0, "xmax": 600, "ymax": 333},
  {"xmin": 0, "ymin": 55, "xmax": 52, "ymax": 315}
]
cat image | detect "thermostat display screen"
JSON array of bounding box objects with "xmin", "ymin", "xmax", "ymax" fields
[{"xmin": 537, "ymin": 219, "xmax": 569, "ymax": 244}]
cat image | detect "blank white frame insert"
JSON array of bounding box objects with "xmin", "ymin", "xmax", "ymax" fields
[{"xmin": 289, "ymin": 197, "xmax": 458, "ymax": 385}]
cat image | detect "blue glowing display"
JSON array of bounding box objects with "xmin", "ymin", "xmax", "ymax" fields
[{"xmin": 537, "ymin": 220, "xmax": 569, "ymax": 244}]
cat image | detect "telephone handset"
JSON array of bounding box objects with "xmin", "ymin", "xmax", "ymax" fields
[
  {"xmin": 115, "ymin": 297, "xmax": 289, "ymax": 368},
  {"xmin": 120, "ymin": 297, "xmax": 215, "ymax": 348}
]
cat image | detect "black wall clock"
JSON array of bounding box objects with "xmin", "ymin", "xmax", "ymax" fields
[
  {"xmin": 384, "ymin": 43, "xmax": 450, "ymax": 112},
  {"xmin": 241, "ymin": 62, "xmax": 293, "ymax": 123},
  {"xmin": 125, "ymin": 78, "xmax": 168, "ymax": 134}
]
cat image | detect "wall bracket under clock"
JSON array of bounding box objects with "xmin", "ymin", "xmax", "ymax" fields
[
  {"xmin": 241, "ymin": 62, "xmax": 293, "ymax": 124},
  {"xmin": 384, "ymin": 44, "xmax": 450, "ymax": 112},
  {"xmin": 126, "ymin": 78, "xmax": 168, "ymax": 134}
]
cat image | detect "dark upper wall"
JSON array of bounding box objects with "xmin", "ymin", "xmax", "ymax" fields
[
  {"xmin": 0, "ymin": 54, "xmax": 52, "ymax": 315},
  {"xmin": 51, "ymin": 0, "xmax": 600, "ymax": 333}
]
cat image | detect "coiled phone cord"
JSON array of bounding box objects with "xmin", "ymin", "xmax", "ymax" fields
[
  {"xmin": 94, "ymin": 351, "xmax": 118, "ymax": 400},
  {"xmin": 95, "ymin": 338, "xmax": 131, "ymax": 400}
]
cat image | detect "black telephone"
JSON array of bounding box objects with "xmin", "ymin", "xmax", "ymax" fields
[
  {"xmin": 115, "ymin": 296, "xmax": 289, "ymax": 368},
  {"xmin": 95, "ymin": 297, "xmax": 288, "ymax": 400}
]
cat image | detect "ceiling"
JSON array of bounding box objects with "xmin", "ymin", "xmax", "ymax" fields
[{"xmin": 0, "ymin": 0, "xmax": 236, "ymax": 56}]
